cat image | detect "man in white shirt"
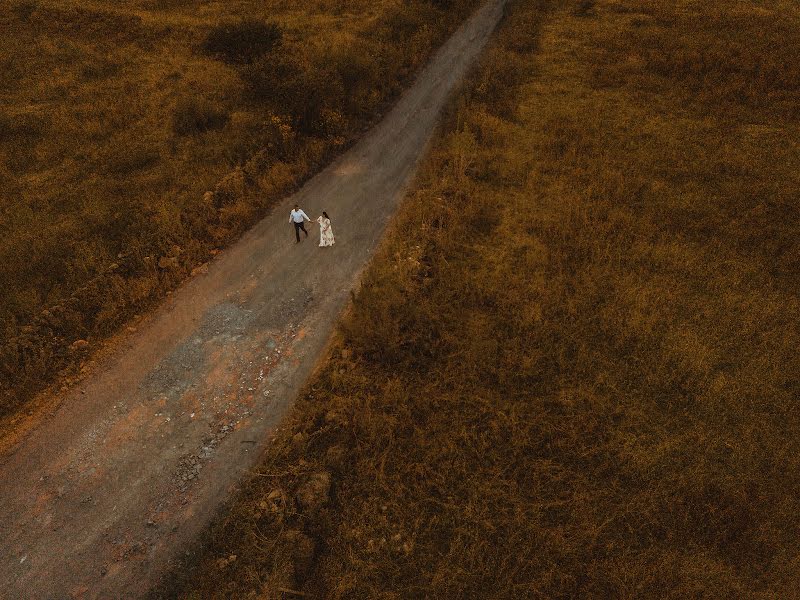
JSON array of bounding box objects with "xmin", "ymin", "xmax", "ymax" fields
[{"xmin": 289, "ymin": 204, "xmax": 311, "ymax": 243}]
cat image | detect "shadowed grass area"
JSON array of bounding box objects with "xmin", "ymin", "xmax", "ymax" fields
[
  {"xmin": 175, "ymin": 0, "xmax": 800, "ymax": 596},
  {"xmin": 0, "ymin": 0, "xmax": 482, "ymax": 420}
]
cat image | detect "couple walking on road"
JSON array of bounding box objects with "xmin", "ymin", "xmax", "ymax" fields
[{"xmin": 290, "ymin": 204, "xmax": 335, "ymax": 247}]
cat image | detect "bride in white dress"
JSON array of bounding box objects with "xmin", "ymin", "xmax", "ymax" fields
[{"xmin": 317, "ymin": 211, "xmax": 335, "ymax": 247}]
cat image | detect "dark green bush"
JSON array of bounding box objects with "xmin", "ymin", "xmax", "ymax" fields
[
  {"xmin": 0, "ymin": 111, "xmax": 43, "ymax": 144},
  {"xmin": 172, "ymin": 98, "xmax": 229, "ymax": 136},
  {"xmin": 200, "ymin": 20, "xmax": 283, "ymax": 65},
  {"xmin": 12, "ymin": 0, "xmax": 38, "ymax": 22},
  {"xmin": 244, "ymin": 53, "xmax": 345, "ymax": 135}
]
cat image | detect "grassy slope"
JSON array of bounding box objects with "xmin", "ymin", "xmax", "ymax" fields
[
  {"xmin": 176, "ymin": 0, "xmax": 800, "ymax": 597},
  {"xmin": 0, "ymin": 0, "xmax": 481, "ymax": 419}
]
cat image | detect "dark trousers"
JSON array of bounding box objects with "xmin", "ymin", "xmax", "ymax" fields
[{"xmin": 294, "ymin": 221, "xmax": 308, "ymax": 242}]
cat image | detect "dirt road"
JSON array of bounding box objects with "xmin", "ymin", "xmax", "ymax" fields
[{"xmin": 0, "ymin": 2, "xmax": 506, "ymax": 597}]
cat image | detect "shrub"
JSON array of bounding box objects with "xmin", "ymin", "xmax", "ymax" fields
[
  {"xmin": 200, "ymin": 20, "xmax": 282, "ymax": 65},
  {"xmin": 574, "ymin": 0, "xmax": 594, "ymax": 16},
  {"xmin": 328, "ymin": 42, "xmax": 382, "ymax": 117},
  {"xmin": 12, "ymin": 0, "xmax": 38, "ymax": 22},
  {"xmin": 244, "ymin": 52, "xmax": 345, "ymax": 135},
  {"xmin": 172, "ymin": 97, "xmax": 229, "ymax": 136},
  {"xmin": 12, "ymin": 0, "xmax": 39, "ymax": 23},
  {"xmin": 380, "ymin": 7, "xmax": 424, "ymax": 44},
  {"xmin": 0, "ymin": 111, "xmax": 43, "ymax": 144},
  {"xmin": 0, "ymin": 111, "xmax": 45, "ymax": 172}
]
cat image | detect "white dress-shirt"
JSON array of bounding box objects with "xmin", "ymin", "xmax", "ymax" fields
[{"xmin": 290, "ymin": 209, "xmax": 310, "ymax": 223}]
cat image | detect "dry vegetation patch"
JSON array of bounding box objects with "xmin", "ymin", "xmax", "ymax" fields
[
  {"xmin": 173, "ymin": 0, "xmax": 800, "ymax": 597},
  {"xmin": 0, "ymin": 0, "xmax": 481, "ymax": 420}
]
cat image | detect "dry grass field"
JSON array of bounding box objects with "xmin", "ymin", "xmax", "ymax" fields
[
  {"xmin": 173, "ymin": 0, "xmax": 800, "ymax": 597},
  {"xmin": 0, "ymin": 0, "xmax": 481, "ymax": 419}
]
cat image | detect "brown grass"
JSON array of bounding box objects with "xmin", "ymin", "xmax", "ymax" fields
[
  {"xmin": 170, "ymin": 0, "xmax": 799, "ymax": 596},
  {"xmin": 0, "ymin": 0, "xmax": 483, "ymax": 420}
]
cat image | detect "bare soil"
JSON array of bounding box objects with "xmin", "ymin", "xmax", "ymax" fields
[{"xmin": 0, "ymin": 2, "xmax": 507, "ymax": 597}]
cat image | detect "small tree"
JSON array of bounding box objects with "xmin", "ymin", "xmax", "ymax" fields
[
  {"xmin": 172, "ymin": 98, "xmax": 229, "ymax": 136},
  {"xmin": 201, "ymin": 20, "xmax": 282, "ymax": 65}
]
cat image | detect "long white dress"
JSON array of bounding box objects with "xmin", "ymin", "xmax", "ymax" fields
[{"xmin": 317, "ymin": 216, "xmax": 335, "ymax": 247}]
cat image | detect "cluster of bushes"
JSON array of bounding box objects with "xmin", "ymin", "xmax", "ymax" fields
[
  {"xmin": 200, "ymin": 20, "xmax": 283, "ymax": 65},
  {"xmin": 172, "ymin": 98, "xmax": 230, "ymax": 136},
  {"xmin": 197, "ymin": 7, "xmax": 437, "ymax": 139}
]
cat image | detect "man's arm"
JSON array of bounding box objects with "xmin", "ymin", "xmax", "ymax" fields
[
  {"xmin": 289, "ymin": 211, "xmax": 294, "ymax": 224},
  {"xmin": 301, "ymin": 210, "xmax": 311, "ymax": 222}
]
